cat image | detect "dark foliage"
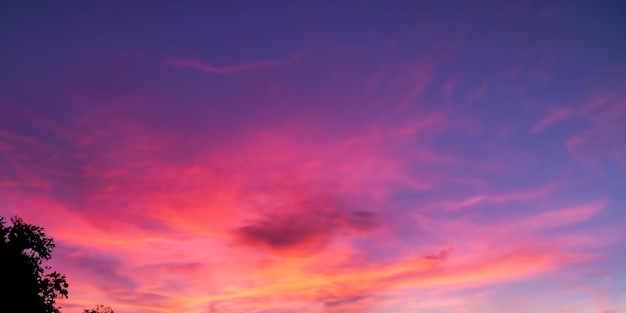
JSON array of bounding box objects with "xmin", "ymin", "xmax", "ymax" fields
[{"xmin": 0, "ymin": 216, "xmax": 69, "ymax": 313}]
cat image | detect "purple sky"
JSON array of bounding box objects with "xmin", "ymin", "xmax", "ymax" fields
[{"xmin": 1, "ymin": 1, "xmax": 625, "ymax": 313}]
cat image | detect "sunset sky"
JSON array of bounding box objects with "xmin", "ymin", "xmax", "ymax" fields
[{"xmin": 1, "ymin": 1, "xmax": 625, "ymax": 313}]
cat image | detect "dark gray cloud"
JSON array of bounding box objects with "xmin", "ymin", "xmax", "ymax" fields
[
  {"xmin": 233, "ymin": 195, "xmax": 381, "ymax": 256},
  {"xmin": 323, "ymin": 295, "xmax": 371, "ymax": 307}
]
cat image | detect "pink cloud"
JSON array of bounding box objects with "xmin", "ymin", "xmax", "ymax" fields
[
  {"xmin": 3, "ymin": 113, "xmax": 618, "ymax": 313},
  {"xmin": 428, "ymin": 184, "xmax": 557, "ymax": 212},
  {"xmin": 524, "ymin": 201, "xmax": 606, "ymax": 229},
  {"xmin": 1, "ymin": 105, "xmax": 583, "ymax": 312},
  {"xmin": 530, "ymin": 107, "xmax": 574, "ymax": 134}
]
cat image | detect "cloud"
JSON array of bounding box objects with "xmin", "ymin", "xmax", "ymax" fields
[
  {"xmin": 530, "ymin": 107, "xmax": 574, "ymax": 133},
  {"xmin": 428, "ymin": 184, "xmax": 556, "ymax": 212},
  {"xmin": 233, "ymin": 194, "xmax": 381, "ymax": 256},
  {"xmin": 164, "ymin": 51, "xmax": 304, "ymax": 74},
  {"xmin": 523, "ymin": 201, "xmax": 606, "ymax": 229},
  {"xmin": 424, "ymin": 247, "xmax": 452, "ymax": 260},
  {"xmin": 566, "ymin": 94, "xmax": 626, "ymax": 169},
  {"xmin": 2, "ymin": 96, "xmax": 618, "ymax": 312}
]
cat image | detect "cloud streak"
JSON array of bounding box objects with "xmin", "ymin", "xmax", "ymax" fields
[
  {"xmin": 164, "ymin": 51, "xmax": 305, "ymax": 74},
  {"xmin": 530, "ymin": 107, "xmax": 574, "ymax": 133}
]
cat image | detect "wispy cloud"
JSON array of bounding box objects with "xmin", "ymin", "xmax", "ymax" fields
[
  {"xmin": 164, "ymin": 51, "xmax": 305, "ymax": 74},
  {"xmin": 427, "ymin": 184, "xmax": 557, "ymax": 212},
  {"xmin": 566, "ymin": 93, "xmax": 626, "ymax": 169},
  {"xmin": 530, "ymin": 107, "xmax": 574, "ymax": 134}
]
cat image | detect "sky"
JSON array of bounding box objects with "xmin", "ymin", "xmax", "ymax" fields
[{"xmin": 1, "ymin": 1, "xmax": 625, "ymax": 313}]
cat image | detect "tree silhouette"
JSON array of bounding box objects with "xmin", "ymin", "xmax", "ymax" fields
[
  {"xmin": 83, "ymin": 304, "xmax": 115, "ymax": 313},
  {"xmin": 0, "ymin": 216, "xmax": 69, "ymax": 313}
]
